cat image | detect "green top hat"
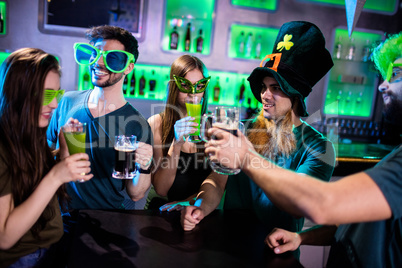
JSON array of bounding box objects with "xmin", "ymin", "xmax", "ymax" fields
[{"xmin": 248, "ymin": 21, "xmax": 334, "ymax": 117}]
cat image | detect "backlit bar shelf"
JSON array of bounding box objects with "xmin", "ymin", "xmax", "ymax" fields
[
  {"xmin": 228, "ymin": 24, "xmax": 279, "ymax": 61},
  {"xmin": 0, "ymin": 1, "xmax": 7, "ymax": 36},
  {"xmin": 231, "ymin": 0, "xmax": 278, "ymax": 12},
  {"xmin": 77, "ymin": 64, "xmax": 261, "ymax": 109},
  {"xmin": 161, "ymin": 0, "xmax": 215, "ymax": 55},
  {"xmin": 323, "ymin": 28, "xmax": 383, "ymax": 119},
  {"xmin": 297, "ymin": 0, "xmax": 397, "ymax": 14}
]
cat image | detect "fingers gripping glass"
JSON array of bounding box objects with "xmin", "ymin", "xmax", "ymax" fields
[
  {"xmin": 74, "ymin": 43, "xmax": 134, "ymax": 73},
  {"xmin": 173, "ymin": 75, "xmax": 211, "ymax": 94},
  {"xmin": 43, "ymin": 89, "xmax": 65, "ymax": 106},
  {"xmin": 386, "ymin": 62, "xmax": 402, "ymax": 82}
]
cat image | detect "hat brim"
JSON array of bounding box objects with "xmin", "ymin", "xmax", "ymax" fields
[{"xmin": 247, "ymin": 67, "xmax": 309, "ymax": 117}]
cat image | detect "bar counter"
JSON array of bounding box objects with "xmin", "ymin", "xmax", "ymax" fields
[
  {"xmin": 333, "ymin": 143, "xmax": 395, "ymax": 176},
  {"xmin": 67, "ymin": 209, "xmax": 303, "ymax": 268}
]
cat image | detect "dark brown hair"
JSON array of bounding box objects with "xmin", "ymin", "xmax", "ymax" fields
[
  {"xmin": 86, "ymin": 25, "xmax": 139, "ymax": 63},
  {"xmin": 161, "ymin": 55, "xmax": 209, "ymax": 156},
  {"xmin": 0, "ymin": 48, "xmax": 67, "ymax": 238}
]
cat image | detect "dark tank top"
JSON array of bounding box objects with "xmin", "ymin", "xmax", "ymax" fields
[{"xmin": 167, "ymin": 151, "xmax": 212, "ymax": 201}]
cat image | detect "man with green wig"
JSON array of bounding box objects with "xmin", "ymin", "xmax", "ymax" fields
[{"xmin": 204, "ymin": 33, "xmax": 402, "ymax": 267}]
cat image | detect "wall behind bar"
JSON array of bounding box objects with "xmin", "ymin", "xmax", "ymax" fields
[{"xmin": 1, "ymin": 0, "xmax": 401, "ymax": 118}]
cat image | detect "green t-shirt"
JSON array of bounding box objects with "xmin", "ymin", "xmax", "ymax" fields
[
  {"xmin": 224, "ymin": 121, "xmax": 335, "ymax": 232},
  {"xmin": 0, "ymin": 144, "xmax": 63, "ymax": 268}
]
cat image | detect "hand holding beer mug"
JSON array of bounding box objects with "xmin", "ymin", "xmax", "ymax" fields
[
  {"xmin": 112, "ymin": 135, "xmax": 138, "ymax": 179},
  {"xmin": 62, "ymin": 122, "xmax": 87, "ymax": 182},
  {"xmin": 201, "ymin": 107, "xmax": 244, "ymax": 175},
  {"xmin": 185, "ymin": 95, "xmax": 203, "ymax": 143}
]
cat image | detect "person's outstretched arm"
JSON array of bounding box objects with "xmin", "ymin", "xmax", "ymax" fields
[{"xmin": 205, "ymin": 128, "xmax": 392, "ymax": 225}]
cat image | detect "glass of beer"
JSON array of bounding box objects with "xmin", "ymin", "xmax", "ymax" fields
[
  {"xmin": 112, "ymin": 135, "xmax": 138, "ymax": 179},
  {"xmin": 185, "ymin": 95, "xmax": 203, "ymax": 143},
  {"xmin": 201, "ymin": 107, "xmax": 244, "ymax": 175},
  {"xmin": 62, "ymin": 122, "xmax": 87, "ymax": 156}
]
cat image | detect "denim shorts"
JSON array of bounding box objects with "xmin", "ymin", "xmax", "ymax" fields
[{"xmin": 8, "ymin": 248, "xmax": 48, "ymax": 268}]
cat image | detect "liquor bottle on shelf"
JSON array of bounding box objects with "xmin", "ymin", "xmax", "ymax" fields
[
  {"xmin": 333, "ymin": 36, "xmax": 342, "ymax": 60},
  {"xmin": 139, "ymin": 71, "xmax": 146, "ymax": 96},
  {"xmin": 213, "ymin": 77, "xmax": 221, "ymax": 102},
  {"xmin": 361, "ymin": 39, "xmax": 371, "ymax": 62},
  {"xmin": 0, "ymin": 9, "xmax": 4, "ymax": 34},
  {"xmin": 82, "ymin": 72, "xmax": 90, "ymax": 90},
  {"xmin": 245, "ymin": 32, "xmax": 253, "ymax": 58},
  {"xmin": 254, "ymin": 34, "xmax": 262, "ymax": 59},
  {"xmin": 184, "ymin": 23, "xmax": 191, "ymax": 52},
  {"xmin": 237, "ymin": 31, "xmax": 245, "ymax": 56},
  {"xmin": 345, "ymin": 38, "xmax": 355, "ymax": 61},
  {"xmin": 239, "ymin": 78, "xmax": 246, "ymax": 103},
  {"xmin": 130, "ymin": 71, "xmax": 136, "ymax": 96},
  {"xmin": 196, "ymin": 29, "xmax": 204, "ymax": 53},
  {"xmin": 246, "ymin": 98, "xmax": 253, "ymax": 119},
  {"xmin": 123, "ymin": 76, "xmax": 128, "ymax": 95},
  {"xmin": 169, "ymin": 26, "xmax": 179, "ymax": 50},
  {"xmin": 149, "ymin": 70, "xmax": 156, "ymax": 98}
]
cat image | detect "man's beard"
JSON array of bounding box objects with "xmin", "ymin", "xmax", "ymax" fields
[
  {"xmin": 383, "ymin": 97, "xmax": 402, "ymax": 128},
  {"xmin": 92, "ymin": 69, "xmax": 124, "ymax": 88},
  {"xmin": 247, "ymin": 109, "xmax": 297, "ymax": 160}
]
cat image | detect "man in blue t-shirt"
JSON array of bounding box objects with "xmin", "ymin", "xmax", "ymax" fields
[
  {"xmin": 181, "ymin": 21, "xmax": 336, "ymax": 257},
  {"xmin": 47, "ymin": 25, "xmax": 153, "ymax": 210},
  {"xmin": 205, "ymin": 32, "xmax": 402, "ymax": 267}
]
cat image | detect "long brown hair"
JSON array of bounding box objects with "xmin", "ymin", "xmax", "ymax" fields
[
  {"xmin": 161, "ymin": 55, "xmax": 209, "ymax": 156},
  {"xmin": 0, "ymin": 48, "xmax": 67, "ymax": 238}
]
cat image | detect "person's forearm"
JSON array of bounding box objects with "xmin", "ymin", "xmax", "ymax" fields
[
  {"xmin": 126, "ymin": 173, "xmax": 151, "ymax": 201},
  {"xmin": 242, "ymin": 152, "xmax": 329, "ymax": 222},
  {"xmin": 152, "ymin": 142, "xmax": 182, "ymax": 196},
  {"xmin": 195, "ymin": 175, "xmax": 227, "ymax": 217},
  {"xmin": 0, "ymin": 176, "xmax": 61, "ymax": 249},
  {"xmin": 298, "ymin": 225, "xmax": 337, "ymax": 246}
]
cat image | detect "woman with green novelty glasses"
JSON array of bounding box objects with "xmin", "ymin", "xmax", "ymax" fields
[
  {"xmin": 146, "ymin": 55, "xmax": 227, "ymax": 212},
  {"xmin": 0, "ymin": 48, "xmax": 92, "ymax": 267}
]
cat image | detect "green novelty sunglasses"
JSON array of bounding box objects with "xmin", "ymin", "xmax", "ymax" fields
[
  {"xmin": 74, "ymin": 43, "xmax": 134, "ymax": 73},
  {"xmin": 43, "ymin": 89, "xmax": 65, "ymax": 106},
  {"xmin": 173, "ymin": 75, "xmax": 211, "ymax": 94},
  {"xmin": 386, "ymin": 62, "xmax": 402, "ymax": 82}
]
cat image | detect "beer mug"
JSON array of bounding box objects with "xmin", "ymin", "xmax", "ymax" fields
[
  {"xmin": 112, "ymin": 135, "xmax": 138, "ymax": 179},
  {"xmin": 201, "ymin": 107, "xmax": 244, "ymax": 175}
]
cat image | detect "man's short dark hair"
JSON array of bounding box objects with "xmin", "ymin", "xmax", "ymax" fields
[{"xmin": 86, "ymin": 25, "xmax": 139, "ymax": 63}]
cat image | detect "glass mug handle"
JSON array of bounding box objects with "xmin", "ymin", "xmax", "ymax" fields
[{"xmin": 201, "ymin": 114, "xmax": 213, "ymax": 142}]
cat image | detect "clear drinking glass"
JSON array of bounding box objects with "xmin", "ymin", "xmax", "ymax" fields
[
  {"xmin": 201, "ymin": 106, "xmax": 244, "ymax": 175},
  {"xmin": 112, "ymin": 135, "xmax": 138, "ymax": 179},
  {"xmin": 185, "ymin": 95, "xmax": 203, "ymax": 143}
]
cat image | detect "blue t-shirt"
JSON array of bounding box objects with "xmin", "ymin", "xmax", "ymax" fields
[
  {"xmin": 327, "ymin": 145, "xmax": 402, "ymax": 268},
  {"xmin": 47, "ymin": 90, "xmax": 153, "ymax": 209}
]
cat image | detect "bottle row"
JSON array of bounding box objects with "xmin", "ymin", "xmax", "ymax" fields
[
  {"xmin": 77, "ymin": 65, "xmax": 262, "ymax": 108},
  {"xmin": 333, "ymin": 37, "xmax": 373, "ymax": 62},
  {"xmin": 169, "ymin": 23, "xmax": 204, "ymax": 53}
]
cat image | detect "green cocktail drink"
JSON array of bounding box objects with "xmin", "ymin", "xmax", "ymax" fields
[
  {"xmin": 64, "ymin": 132, "xmax": 86, "ymax": 155},
  {"xmin": 62, "ymin": 122, "xmax": 87, "ymax": 156},
  {"xmin": 185, "ymin": 102, "xmax": 202, "ymax": 136}
]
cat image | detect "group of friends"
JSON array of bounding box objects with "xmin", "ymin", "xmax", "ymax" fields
[{"xmin": 0, "ymin": 20, "xmax": 401, "ymax": 267}]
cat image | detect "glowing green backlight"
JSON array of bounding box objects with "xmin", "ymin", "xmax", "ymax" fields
[
  {"xmin": 232, "ymin": 0, "xmax": 277, "ymax": 11},
  {"xmin": 0, "ymin": 1, "xmax": 6, "ymax": 35},
  {"xmin": 324, "ymin": 28, "xmax": 383, "ymax": 118},
  {"xmin": 300, "ymin": 0, "xmax": 397, "ymax": 13}
]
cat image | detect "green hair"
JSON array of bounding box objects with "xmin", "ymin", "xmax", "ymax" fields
[{"xmin": 372, "ymin": 32, "xmax": 402, "ymax": 80}]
